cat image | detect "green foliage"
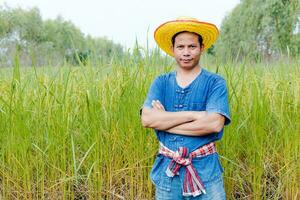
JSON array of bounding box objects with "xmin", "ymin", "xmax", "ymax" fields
[
  {"xmin": 216, "ymin": 0, "xmax": 300, "ymax": 60},
  {"xmin": 42, "ymin": 17, "xmax": 85, "ymax": 54},
  {"xmin": 66, "ymin": 50, "xmax": 91, "ymax": 66},
  {"xmin": 0, "ymin": 6, "xmax": 124, "ymax": 67},
  {"xmin": 84, "ymin": 35, "xmax": 124, "ymax": 66},
  {"xmin": 207, "ymin": 45, "xmax": 216, "ymax": 56},
  {"xmin": 0, "ymin": 55, "xmax": 299, "ymax": 199}
]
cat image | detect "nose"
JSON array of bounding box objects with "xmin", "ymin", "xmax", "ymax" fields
[{"xmin": 182, "ymin": 47, "xmax": 191, "ymax": 57}]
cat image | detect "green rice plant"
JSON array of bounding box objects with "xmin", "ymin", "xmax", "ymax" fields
[{"xmin": 0, "ymin": 54, "xmax": 299, "ymax": 199}]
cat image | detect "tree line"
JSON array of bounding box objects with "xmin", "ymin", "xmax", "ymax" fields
[
  {"xmin": 0, "ymin": 6, "xmax": 124, "ymax": 67},
  {"xmin": 215, "ymin": 0, "xmax": 300, "ymax": 61},
  {"xmin": 1, "ymin": 1, "xmax": 299, "ymax": 67}
]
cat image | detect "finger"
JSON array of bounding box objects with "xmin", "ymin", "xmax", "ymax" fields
[
  {"xmin": 151, "ymin": 100, "xmax": 160, "ymax": 110},
  {"xmin": 153, "ymin": 101, "xmax": 162, "ymax": 110},
  {"xmin": 152, "ymin": 100, "xmax": 160, "ymax": 110},
  {"xmin": 154, "ymin": 100, "xmax": 165, "ymax": 110},
  {"xmin": 155, "ymin": 100, "xmax": 165, "ymax": 111}
]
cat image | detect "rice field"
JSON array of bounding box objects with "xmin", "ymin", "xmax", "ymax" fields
[{"xmin": 0, "ymin": 54, "xmax": 299, "ymax": 199}]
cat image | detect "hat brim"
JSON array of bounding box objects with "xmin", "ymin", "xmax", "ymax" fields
[{"xmin": 154, "ymin": 19, "xmax": 219, "ymax": 57}]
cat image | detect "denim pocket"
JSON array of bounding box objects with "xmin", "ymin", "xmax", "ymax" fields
[
  {"xmin": 150, "ymin": 154, "xmax": 164, "ymax": 184},
  {"xmin": 191, "ymin": 154, "xmax": 223, "ymax": 183},
  {"xmin": 156, "ymin": 175, "xmax": 172, "ymax": 192},
  {"xmin": 151, "ymin": 154, "xmax": 172, "ymax": 192},
  {"xmin": 200, "ymin": 176, "xmax": 226, "ymax": 200}
]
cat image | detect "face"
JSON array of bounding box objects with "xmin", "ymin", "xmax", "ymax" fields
[{"xmin": 172, "ymin": 32, "xmax": 204, "ymax": 70}]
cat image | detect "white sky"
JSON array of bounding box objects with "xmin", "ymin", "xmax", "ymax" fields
[{"xmin": 1, "ymin": 0, "xmax": 240, "ymax": 49}]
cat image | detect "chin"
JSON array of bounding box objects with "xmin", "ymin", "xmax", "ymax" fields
[
  {"xmin": 180, "ymin": 64, "xmax": 196, "ymax": 69},
  {"xmin": 181, "ymin": 63, "xmax": 196, "ymax": 68}
]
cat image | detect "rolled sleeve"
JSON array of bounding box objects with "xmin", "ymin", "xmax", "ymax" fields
[
  {"xmin": 140, "ymin": 76, "xmax": 164, "ymax": 115},
  {"xmin": 206, "ymin": 78, "xmax": 231, "ymax": 126}
]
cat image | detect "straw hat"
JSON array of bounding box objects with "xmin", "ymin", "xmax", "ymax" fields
[{"xmin": 154, "ymin": 17, "xmax": 219, "ymax": 57}]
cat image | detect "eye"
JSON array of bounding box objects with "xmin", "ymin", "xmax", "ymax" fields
[{"xmin": 176, "ymin": 45, "xmax": 184, "ymax": 49}]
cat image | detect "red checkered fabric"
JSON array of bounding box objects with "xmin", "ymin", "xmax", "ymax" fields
[{"xmin": 159, "ymin": 142, "xmax": 216, "ymax": 197}]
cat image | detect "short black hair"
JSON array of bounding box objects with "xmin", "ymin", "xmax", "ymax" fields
[{"xmin": 171, "ymin": 31, "xmax": 203, "ymax": 47}]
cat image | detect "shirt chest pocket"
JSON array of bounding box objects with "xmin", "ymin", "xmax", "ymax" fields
[{"xmin": 188, "ymin": 102, "xmax": 206, "ymax": 111}]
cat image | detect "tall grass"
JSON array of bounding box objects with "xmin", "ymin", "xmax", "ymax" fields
[{"xmin": 0, "ymin": 53, "xmax": 299, "ymax": 199}]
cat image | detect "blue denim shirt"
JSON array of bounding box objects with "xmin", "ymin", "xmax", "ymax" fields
[{"xmin": 142, "ymin": 68, "xmax": 231, "ymax": 191}]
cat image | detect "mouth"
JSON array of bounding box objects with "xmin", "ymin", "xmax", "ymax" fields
[{"xmin": 180, "ymin": 59, "xmax": 192, "ymax": 63}]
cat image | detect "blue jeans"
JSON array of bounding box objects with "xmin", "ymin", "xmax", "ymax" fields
[{"xmin": 155, "ymin": 175, "xmax": 226, "ymax": 200}]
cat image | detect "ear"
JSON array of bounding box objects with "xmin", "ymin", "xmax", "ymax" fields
[{"xmin": 200, "ymin": 44, "xmax": 205, "ymax": 53}]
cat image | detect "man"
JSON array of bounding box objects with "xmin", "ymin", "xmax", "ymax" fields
[{"xmin": 140, "ymin": 17, "xmax": 231, "ymax": 200}]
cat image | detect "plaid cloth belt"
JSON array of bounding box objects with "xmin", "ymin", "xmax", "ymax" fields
[{"xmin": 158, "ymin": 142, "xmax": 216, "ymax": 197}]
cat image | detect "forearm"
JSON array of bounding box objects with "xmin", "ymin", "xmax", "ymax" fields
[
  {"xmin": 166, "ymin": 112, "xmax": 225, "ymax": 136},
  {"xmin": 141, "ymin": 108, "xmax": 196, "ymax": 130}
]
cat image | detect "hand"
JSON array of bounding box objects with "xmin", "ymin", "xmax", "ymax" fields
[{"xmin": 151, "ymin": 100, "xmax": 165, "ymax": 111}]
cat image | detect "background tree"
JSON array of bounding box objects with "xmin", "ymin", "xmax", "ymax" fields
[
  {"xmin": 215, "ymin": 0, "xmax": 300, "ymax": 61},
  {"xmin": 0, "ymin": 6, "xmax": 124, "ymax": 67}
]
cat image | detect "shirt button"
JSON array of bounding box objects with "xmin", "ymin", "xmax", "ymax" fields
[
  {"xmin": 174, "ymin": 104, "xmax": 178, "ymax": 108},
  {"xmin": 181, "ymin": 91, "xmax": 184, "ymax": 93},
  {"xmin": 179, "ymin": 104, "xmax": 183, "ymax": 108}
]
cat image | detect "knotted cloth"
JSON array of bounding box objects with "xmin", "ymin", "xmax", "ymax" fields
[{"xmin": 159, "ymin": 142, "xmax": 216, "ymax": 197}]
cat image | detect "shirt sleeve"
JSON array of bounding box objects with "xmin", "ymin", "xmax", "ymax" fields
[
  {"xmin": 139, "ymin": 76, "xmax": 164, "ymax": 115},
  {"xmin": 206, "ymin": 77, "xmax": 231, "ymax": 126}
]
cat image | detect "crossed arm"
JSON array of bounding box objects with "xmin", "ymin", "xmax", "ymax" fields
[{"xmin": 141, "ymin": 100, "xmax": 225, "ymax": 136}]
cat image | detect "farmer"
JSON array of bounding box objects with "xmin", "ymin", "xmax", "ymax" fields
[{"xmin": 140, "ymin": 17, "xmax": 231, "ymax": 199}]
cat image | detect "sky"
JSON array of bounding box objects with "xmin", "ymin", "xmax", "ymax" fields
[{"xmin": 1, "ymin": 0, "xmax": 240, "ymax": 49}]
